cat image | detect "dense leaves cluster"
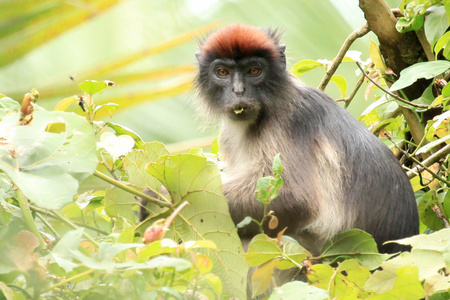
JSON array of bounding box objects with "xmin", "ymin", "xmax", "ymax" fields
[{"xmin": 4, "ymin": 1, "xmax": 450, "ymax": 299}]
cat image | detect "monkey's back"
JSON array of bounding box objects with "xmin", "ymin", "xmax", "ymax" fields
[
  {"xmin": 221, "ymin": 83, "xmax": 418, "ymax": 254},
  {"xmin": 287, "ymin": 85, "xmax": 419, "ymax": 253}
]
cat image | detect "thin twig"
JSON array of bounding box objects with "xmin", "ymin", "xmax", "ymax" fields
[
  {"xmin": 384, "ymin": 132, "xmax": 450, "ymax": 185},
  {"xmin": 35, "ymin": 212, "xmax": 61, "ymax": 240},
  {"xmin": 94, "ymin": 170, "xmax": 172, "ymax": 208},
  {"xmin": 50, "ymin": 210, "xmax": 100, "ymax": 247},
  {"xmin": 335, "ymin": 74, "xmax": 365, "ymax": 108},
  {"xmin": 318, "ymin": 23, "xmax": 370, "ymax": 91},
  {"xmin": 407, "ymin": 143, "xmax": 450, "ymax": 179},
  {"xmin": 432, "ymin": 204, "xmax": 450, "ymax": 228},
  {"xmin": 30, "ymin": 205, "xmax": 109, "ymax": 235},
  {"xmin": 355, "ymin": 62, "xmax": 436, "ymax": 109}
]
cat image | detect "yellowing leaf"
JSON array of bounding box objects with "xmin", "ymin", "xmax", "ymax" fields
[
  {"xmin": 330, "ymin": 75, "xmax": 347, "ymax": 98},
  {"xmin": 291, "ymin": 59, "xmax": 323, "ymax": 77},
  {"xmin": 54, "ymin": 96, "xmax": 79, "ymax": 111},
  {"xmin": 369, "ymin": 39, "xmax": 387, "ymax": 73},
  {"xmin": 251, "ymin": 259, "xmax": 276, "ymax": 298}
]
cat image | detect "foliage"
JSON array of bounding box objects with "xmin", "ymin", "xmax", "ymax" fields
[
  {"xmin": 4, "ymin": 0, "xmax": 450, "ymax": 299},
  {"xmin": 244, "ymin": 0, "xmax": 450, "ymax": 299},
  {"xmin": 0, "ymin": 81, "xmax": 246, "ymax": 299}
]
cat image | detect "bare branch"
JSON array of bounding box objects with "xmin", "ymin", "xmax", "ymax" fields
[
  {"xmin": 318, "ymin": 23, "xmax": 370, "ymax": 91},
  {"xmin": 432, "ymin": 205, "xmax": 450, "ymax": 228},
  {"xmin": 407, "ymin": 143, "xmax": 450, "ymax": 179},
  {"xmin": 355, "ymin": 62, "xmax": 439, "ymax": 109}
]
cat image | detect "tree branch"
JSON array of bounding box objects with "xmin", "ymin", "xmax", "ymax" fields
[
  {"xmin": 407, "ymin": 143, "xmax": 450, "ymax": 179},
  {"xmin": 359, "ymin": 0, "xmax": 428, "ymax": 148},
  {"xmin": 432, "ymin": 205, "xmax": 450, "ymax": 228},
  {"xmin": 318, "ymin": 23, "xmax": 370, "ymax": 91}
]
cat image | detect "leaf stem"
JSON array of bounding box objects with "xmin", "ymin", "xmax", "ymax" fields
[
  {"xmin": 49, "ymin": 269, "xmax": 95, "ymax": 290},
  {"xmin": 35, "ymin": 212, "xmax": 60, "ymax": 240},
  {"xmin": 16, "ymin": 190, "xmax": 46, "ymax": 250},
  {"xmin": 50, "ymin": 210, "xmax": 100, "ymax": 247},
  {"xmin": 280, "ymin": 253, "xmax": 304, "ymax": 269},
  {"xmin": 94, "ymin": 170, "xmax": 172, "ymax": 208},
  {"xmin": 29, "ymin": 205, "xmax": 109, "ymax": 235}
]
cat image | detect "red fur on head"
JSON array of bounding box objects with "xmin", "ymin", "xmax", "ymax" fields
[{"xmin": 200, "ymin": 24, "xmax": 278, "ymax": 60}]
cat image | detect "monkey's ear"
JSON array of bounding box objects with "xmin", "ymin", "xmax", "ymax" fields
[
  {"xmin": 195, "ymin": 51, "xmax": 202, "ymax": 62},
  {"xmin": 278, "ymin": 44, "xmax": 287, "ymax": 69}
]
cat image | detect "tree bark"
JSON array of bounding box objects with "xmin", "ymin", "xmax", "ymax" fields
[{"xmin": 359, "ymin": 0, "xmax": 428, "ymax": 147}]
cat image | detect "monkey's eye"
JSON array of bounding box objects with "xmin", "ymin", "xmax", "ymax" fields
[
  {"xmin": 248, "ymin": 67, "xmax": 262, "ymax": 76},
  {"xmin": 216, "ymin": 68, "xmax": 229, "ymax": 77}
]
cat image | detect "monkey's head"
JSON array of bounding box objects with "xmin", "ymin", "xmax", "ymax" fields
[{"xmin": 195, "ymin": 24, "xmax": 288, "ymax": 123}]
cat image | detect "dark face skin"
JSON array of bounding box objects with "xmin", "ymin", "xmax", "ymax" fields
[{"xmin": 205, "ymin": 57, "xmax": 270, "ymax": 122}]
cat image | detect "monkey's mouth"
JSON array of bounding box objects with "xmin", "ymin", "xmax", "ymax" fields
[
  {"xmin": 227, "ymin": 103, "xmax": 259, "ymax": 121},
  {"xmin": 233, "ymin": 107, "xmax": 245, "ymax": 115}
]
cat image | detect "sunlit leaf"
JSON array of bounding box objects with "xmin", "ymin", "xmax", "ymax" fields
[
  {"xmin": 252, "ymin": 260, "xmax": 276, "ymax": 298},
  {"xmin": 53, "ymin": 96, "xmax": 79, "ymax": 111},
  {"xmin": 424, "ymin": 6, "xmax": 449, "ymax": 46},
  {"xmin": 291, "ymin": 59, "xmax": 323, "ymax": 77},
  {"xmin": 321, "ymin": 229, "xmax": 394, "ymax": 270},
  {"xmin": 79, "ymin": 80, "xmax": 116, "ymax": 96},
  {"xmin": 0, "ymin": 102, "xmax": 97, "ymax": 209},
  {"xmin": 270, "ymin": 281, "xmax": 329, "ymax": 300},
  {"xmin": 390, "ymin": 61, "xmax": 450, "ymax": 91},
  {"xmin": 369, "ymin": 39, "xmax": 387, "ymax": 72},
  {"xmin": 365, "ymin": 265, "xmax": 425, "ymax": 300},
  {"xmin": 146, "ymin": 154, "xmax": 247, "ymax": 299},
  {"xmin": 330, "ymin": 75, "xmax": 347, "ymax": 98}
]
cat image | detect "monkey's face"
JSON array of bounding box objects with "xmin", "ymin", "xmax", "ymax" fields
[{"xmin": 197, "ymin": 57, "xmax": 273, "ymax": 123}]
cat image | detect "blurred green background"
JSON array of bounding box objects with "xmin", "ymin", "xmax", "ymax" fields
[{"xmin": 0, "ymin": 0, "xmax": 399, "ymax": 151}]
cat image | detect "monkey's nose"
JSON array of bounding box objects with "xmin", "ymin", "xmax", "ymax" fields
[{"xmin": 232, "ymin": 85, "xmax": 245, "ymax": 96}]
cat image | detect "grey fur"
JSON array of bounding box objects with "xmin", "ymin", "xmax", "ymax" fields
[{"xmin": 195, "ymin": 27, "xmax": 419, "ymax": 255}]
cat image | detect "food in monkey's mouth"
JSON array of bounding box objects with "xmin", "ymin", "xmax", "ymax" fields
[{"xmin": 234, "ymin": 107, "xmax": 244, "ymax": 114}]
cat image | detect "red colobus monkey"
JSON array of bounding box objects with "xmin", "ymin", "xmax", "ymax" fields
[{"xmin": 195, "ymin": 24, "xmax": 418, "ymax": 254}]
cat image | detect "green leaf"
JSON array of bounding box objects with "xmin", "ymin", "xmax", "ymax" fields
[
  {"xmin": 359, "ymin": 96, "xmax": 391, "ymax": 118},
  {"xmin": 98, "ymin": 132, "xmax": 135, "ymax": 161},
  {"xmin": 276, "ymin": 240, "xmax": 310, "ymax": 270},
  {"xmin": 105, "ymin": 122, "xmax": 145, "ymax": 148},
  {"xmin": 272, "ymin": 153, "xmax": 283, "ymax": 176},
  {"xmin": 0, "ymin": 96, "xmax": 21, "ymax": 118},
  {"xmin": 236, "ymin": 216, "xmax": 252, "ymax": 229},
  {"xmin": 369, "ymin": 39, "xmax": 387, "ymax": 72},
  {"xmin": 204, "ymin": 273, "xmax": 223, "ymax": 297},
  {"xmin": 270, "ymin": 281, "xmax": 329, "ymax": 300},
  {"xmin": 246, "ymin": 237, "xmax": 281, "ymax": 267},
  {"xmin": 125, "ymin": 255, "xmax": 192, "ymax": 271},
  {"xmin": 393, "ymin": 228, "xmax": 450, "ymax": 251},
  {"xmin": 424, "ymin": 6, "xmax": 449, "ymax": 46},
  {"xmin": 416, "ymin": 135, "xmax": 450, "ymax": 155},
  {"xmin": 365, "ymin": 265, "xmax": 425, "ymax": 300},
  {"xmin": 93, "ymin": 102, "xmax": 119, "ymax": 116},
  {"xmin": 0, "ymin": 105, "xmax": 97, "ymax": 209},
  {"xmin": 396, "ymin": 4, "xmax": 426, "ymax": 33},
  {"xmin": 416, "ymin": 191, "xmax": 444, "ymax": 231},
  {"xmin": 104, "ymin": 187, "xmax": 137, "ymax": 222},
  {"xmin": 254, "ymin": 175, "xmax": 284, "ymax": 204},
  {"xmin": 321, "ymin": 229, "xmax": 395, "ymax": 270},
  {"xmin": 252, "ymin": 259, "xmax": 276, "ymax": 298},
  {"xmin": 146, "ymin": 154, "xmax": 247, "ymax": 299},
  {"xmin": 390, "ymin": 61, "xmax": 450, "ymax": 91},
  {"xmin": 434, "ymin": 31, "xmax": 450, "ymax": 59},
  {"xmin": 50, "ymin": 229, "xmax": 84, "ymax": 272},
  {"xmin": 79, "ymin": 80, "xmax": 116, "ymax": 95},
  {"xmin": 123, "ymin": 142, "xmax": 168, "ymax": 190},
  {"xmin": 330, "ymin": 75, "xmax": 347, "ymax": 98},
  {"xmin": 291, "ymin": 59, "xmax": 323, "ymax": 77},
  {"xmin": 308, "ymin": 259, "xmax": 370, "ymax": 299}
]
